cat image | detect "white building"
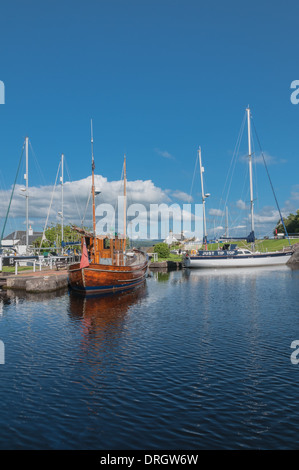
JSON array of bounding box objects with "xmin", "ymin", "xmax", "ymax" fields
[
  {"xmin": 163, "ymin": 230, "xmax": 185, "ymax": 245},
  {"xmin": 2, "ymin": 226, "xmax": 43, "ymax": 254}
]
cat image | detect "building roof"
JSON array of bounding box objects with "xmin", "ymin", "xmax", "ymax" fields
[
  {"xmin": 4, "ymin": 230, "xmax": 26, "ymax": 240},
  {"xmin": 4, "ymin": 231, "xmax": 43, "ymax": 245},
  {"xmin": 173, "ymin": 233, "xmax": 184, "ymax": 240},
  {"xmin": 163, "ymin": 231, "xmax": 185, "ymax": 244}
]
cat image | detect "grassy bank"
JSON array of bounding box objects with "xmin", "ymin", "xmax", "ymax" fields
[
  {"xmin": 1, "ymin": 266, "xmax": 34, "ymax": 273},
  {"xmin": 152, "ymin": 253, "xmax": 183, "ymax": 262},
  {"xmin": 207, "ymin": 238, "xmax": 298, "ymax": 252}
]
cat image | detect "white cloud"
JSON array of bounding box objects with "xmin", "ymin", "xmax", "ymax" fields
[
  {"xmin": 209, "ymin": 208, "xmax": 224, "ymax": 217},
  {"xmin": 154, "ymin": 148, "xmax": 174, "ymax": 159},
  {"xmin": 230, "ymin": 224, "xmax": 246, "ymax": 230},
  {"xmin": 290, "ymin": 186, "xmax": 299, "ymax": 201},
  {"xmin": 236, "ymin": 199, "xmax": 247, "ymax": 210},
  {"xmin": 240, "ymin": 152, "xmax": 286, "ymax": 165},
  {"xmin": 0, "ymin": 174, "xmax": 194, "ymax": 237},
  {"xmin": 250, "ymin": 210, "xmax": 280, "ymax": 224},
  {"xmin": 171, "ymin": 190, "xmax": 193, "ymax": 203}
]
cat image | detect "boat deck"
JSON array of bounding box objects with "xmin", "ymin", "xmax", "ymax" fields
[{"xmin": 126, "ymin": 251, "xmax": 147, "ymax": 266}]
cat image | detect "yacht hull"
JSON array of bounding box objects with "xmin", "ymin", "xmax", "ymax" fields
[{"xmin": 184, "ymin": 251, "xmax": 293, "ymax": 268}]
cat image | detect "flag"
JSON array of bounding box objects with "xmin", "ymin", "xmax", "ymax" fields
[{"xmin": 80, "ymin": 238, "xmax": 90, "ymax": 268}]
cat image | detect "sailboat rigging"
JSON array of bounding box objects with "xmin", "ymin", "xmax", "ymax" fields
[
  {"xmin": 1, "ymin": 136, "xmax": 33, "ymax": 255},
  {"xmin": 184, "ymin": 107, "xmax": 294, "ymax": 268},
  {"xmin": 198, "ymin": 147, "xmax": 210, "ymax": 244}
]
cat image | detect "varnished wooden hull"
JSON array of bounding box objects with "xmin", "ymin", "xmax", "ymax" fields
[{"xmin": 68, "ymin": 252, "xmax": 148, "ymax": 295}]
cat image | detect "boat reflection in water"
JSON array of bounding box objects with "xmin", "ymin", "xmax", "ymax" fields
[
  {"xmin": 68, "ymin": 282, "xmax": 148, "ymax": 345},
  {"xmin": 185, "ymin": 264, "xmax": 291, "ymax": 281},
  {"xmin": 1, "ymin": 287, "xmax": 68, "ymax": 306}
]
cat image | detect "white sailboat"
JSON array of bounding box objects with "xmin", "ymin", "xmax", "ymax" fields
[{"xmin": 184, "ymin": 107, "xmax": 294, "ymax": 269}]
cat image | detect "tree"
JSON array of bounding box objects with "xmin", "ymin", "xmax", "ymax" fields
[
  {"xmin": 153, "ymin": 242, "xmax": 170, "ymax": 258},
  {"xmin": 32, "ymin": 223, "xmax": 82, "ymax": 248},
  {"xmin": 274, "ymin": 210, "xmax": 299, "ymax": 235}
]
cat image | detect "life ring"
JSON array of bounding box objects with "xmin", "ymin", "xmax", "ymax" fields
[{"xmin": 191, "ymin": 249, "xmax": 197, "ymax": 256}]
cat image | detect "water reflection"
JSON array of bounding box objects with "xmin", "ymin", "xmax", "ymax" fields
[
  {"xmin": 66, "ymin": 283, "xmax": 149, "ymax": 414},
  {"xmin": 151, "ymin": 269, "xmax": 191, "ymax": 285},
  {"xmin": 0, "ymin": 287, "xmax": 68, "ymax": 307},
  {"xmin": 152, "ymin": 271, "xmax": 170, "ymax": 282},
  {"xmin": 68, "ymin": 282, "xmax": 148, "ymax": 341},
  {"xmin": 185, "ymin": 265, "xmax": 291, "ymax": 281},
  {"xmin": 1, "ymin": 267, "xmax": 299, "ymax": 449}
]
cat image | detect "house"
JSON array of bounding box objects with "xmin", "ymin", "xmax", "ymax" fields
[
  {"xmin": 2, "ymin": 226, "xmax": 43, "ymax": 254},
  {"xmin": 163, "ymin": 230, "xmax": 185, "ymax": 245}
]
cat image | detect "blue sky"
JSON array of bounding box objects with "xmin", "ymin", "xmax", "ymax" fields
[{"xmin": 0, "ymin": 0, "xmax": 298, "ymax": 238}]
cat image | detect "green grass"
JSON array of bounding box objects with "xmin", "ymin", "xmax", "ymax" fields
[
  {"xmin": 1, "ymin": 266, "xmax": 34, "ymax": 273},
  {"xmin": 207, "ymin": 238, "xmax": 298, "ymax": 252},
  {"xmin": 252, "ymin": 239, "xmax": 298, "ymax": 252},
  {"xmin": 153, "ymin": 253, "xmax": 183, "ymax": 262}
]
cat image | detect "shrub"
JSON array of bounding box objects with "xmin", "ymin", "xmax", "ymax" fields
[{"xmin": 153, "ymin": 242, "xmax": 170, "ymax": 258}]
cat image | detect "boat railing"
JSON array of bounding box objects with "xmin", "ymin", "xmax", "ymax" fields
[
  {"xmin": 126, "ymin": 251, "xmax": 146, "ymax": 266},
  {"xmin": 112, "ymin": 250, "xmax": 145, "ymax": 267},
  {"xmin": 82, "ymin": 250, "xmax": 147, "ymax": 267}
]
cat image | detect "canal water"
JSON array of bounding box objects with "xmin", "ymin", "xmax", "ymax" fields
[{"xmin": 0, "ymin": 265, "xmax": 299, "ymax": 450}]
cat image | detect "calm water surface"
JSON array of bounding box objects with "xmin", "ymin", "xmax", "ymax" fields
[{"xmin": 0, "ymin": 266, "xmax": 299, "ymax": 449}]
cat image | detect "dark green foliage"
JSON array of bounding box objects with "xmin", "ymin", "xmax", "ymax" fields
[
  {"xmin": 153, "ymin": 242, "xmax": 170, "ymax": 258},
  {"xmin": 32, "ymin": 224, "xmax": 82, "ymax": 248},
  {"xmin": 275, "ymin": 209, "xmax": 299, "ymax": 235}
]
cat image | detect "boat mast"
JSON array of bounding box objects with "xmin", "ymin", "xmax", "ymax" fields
[
  {"xmin": 91, "ymin": 119, "xmax": 96, "ymax": 236},
  {"xmin": 123, "ymin": 154, "xmax": 127, "ymax": 251},
  {"xmin": 246, "ymin": 107, "xmax": 255, "ymax": 241},
  {"xmin": 25, "ymin": 136, "xmax": 29, "ymax": 252},
  {"xmin": 225, "ymin": 206, "xmax": 229, "ymax": 238},
  {"xmin": 198, "ymin": 147, "xmax": 208, "ymax": 244},
  {"xmin": 60, "ymin": 153, "xmax": 64, "ymax": 251}
]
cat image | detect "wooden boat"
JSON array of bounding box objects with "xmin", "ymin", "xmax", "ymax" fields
[
  {"xmin": 68, "ymin": 123, "xmax": 148, "ymax": 295},
  {"xmin": 68, "ymin": 226, "xmax": 148, "ymax": 294}
]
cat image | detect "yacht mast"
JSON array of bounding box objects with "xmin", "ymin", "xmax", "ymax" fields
[
  {"xmin": 60, "ymin": 153, "xmax": 64, "ymax": 251},
  {"xmin": 91, "ymin": 119, "xmax": 96, "ymax": 236},
  {"xmin": 25, "ymin": 137, "xmax": 29, "ymax": 251},
  {"xmin": 198, "ymin": 147, "xmax": 209, "ymax": 244},
  {"xmin": 225, "ymin": 206, "xmax": 229, "ymax": 238},
  {"xmin": 246, "ymin": 107, "xmax": 255, "ymax": 236},
  {"xmin": 123, "ymin": 154, "xmax": 127, "ymax": 252}
]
